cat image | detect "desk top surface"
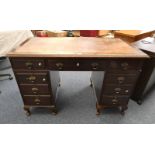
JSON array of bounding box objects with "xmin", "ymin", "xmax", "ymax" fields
[
  {"xmin": 8, "ymin": 37, "xmax": 148, "ymax": 58},
  {"xmin": 132, "ymin": 37, "xmax": 155, "ymax": 56},
  {"xmin": 114, "ymin": 30, "xmax": 155, "ymax": 38}
]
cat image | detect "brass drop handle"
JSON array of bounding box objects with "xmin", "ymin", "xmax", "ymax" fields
[
  {"xmin": 34, "ymin": 98, "xmax": 41, "ymax": 104},
  {"xmin": 56, "ymin": 63, "xmax": 64, "ymax": 70},
  {"xmin": 125, "ymin": 89, "xmax": 129, "ymax": 93},
  {"xmin": 25, "ymin": 62, "xmax": 33, "ymax": 69},
  {"xmin": 26, "ymin": 76, "xmax": 36, "ymax": 82},
  {"xmin": 112, "ymin": 98, "xmax": 118, "ymax": 104},
  {"xmin": 32, "ymin": 87, "xmax": 39, "ymax": 93},
  {"xmin": 117, "ymin": 77, "xmax": 125, "ymax": 84},
  {"xmin": 91, "ymin": 63, "xmax": 99, "ymax": 70},
  {"xmin": 121, "ymin": 62, "xmax": 129, "ymax": 70},
  {"xmin": 114, "ymin": 88, "xmax": 121, "ymax": 94}
]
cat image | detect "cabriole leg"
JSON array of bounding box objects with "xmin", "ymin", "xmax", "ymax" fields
[{"xmin": 24, "ymin": 106, "xmax": 31, "ymax": 116}]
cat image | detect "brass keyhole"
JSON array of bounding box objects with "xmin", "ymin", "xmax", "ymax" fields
[
  {"xmin": 91, "ymin": 63, "xmax": 98, "ymax": 70},
  {"xmin": 76, "ymin": 62, "xmax": 80, "ymax": 67},
  {"xmin": 38, "ymin": 62, "xmax": 42, "ymax": 66}
]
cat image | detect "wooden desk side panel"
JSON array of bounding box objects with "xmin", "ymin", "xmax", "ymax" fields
[{"xmin": 131, "ymin": 58, "xmax": 155, "ymax": 102}]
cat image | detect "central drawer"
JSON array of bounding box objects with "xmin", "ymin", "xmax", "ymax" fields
[
  {"xmin": 19, "ymin": 84, "xmax": 50, "ymax": 95},
  {"xmin": 23, "ymin": 95, "xmax": 53, "ymax": 106},
  {"xmin": 47, "ymin": 59, "xmax": 107, "ymax": 71},
  {"xmin": 16, "ymin": 72, "xmax": 49, "ymax": 84}
]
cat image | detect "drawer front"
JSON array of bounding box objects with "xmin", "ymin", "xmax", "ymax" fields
[
  {"xmin": 104, "ymin": 74, "xmax": 138, "ymax": 85},
  {"xmin": 108, "ymin": 60, "xmax": 142, "ymax": 73},
  {"xmin": 16, "ymin": 73, "xmax": 48, "ymax": 84},
  {"xmin": 47, "ymin": 59, "xmax": 107, "ymax": 71},
  {"xmin": 19, "ymin": 84, "xmax": 50, "ymax": 95},
  {"xmin": 11, "ymin": 59, "xmax": 45, "ymax": 70},
  {"xmin": 102, "ymin": 95, "xmax": 129, "ymax": 105},
  {"xmin": 103, "ymin": 85, "xmax": 133, "ymax": 95},
  {"xmin": 23, "ymin": 95, "xmax": 53, "ymax": 106}
]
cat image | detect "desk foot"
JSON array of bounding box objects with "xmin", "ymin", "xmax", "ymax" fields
[
  {"xmin": 51, "ymin": 108, "xmax": 58, "ymax": 115},
  {"xmin": 120, "ymin": 111, "xmax": 125, "ymax": 116},
  {"xmin": 119, "ymin": 106, "xmax": 127, "ymax": 116},
  {"xmin": 90, "ymin": 78, "xmax": 93, "ymax": 87},
  {"xmin": 137, "ymin": 100, "xmax": 142, "ymax": 105},
  {"xmin": 96, "ymin": 110, "xmax": 100, "ymax": 116},
  {"xmin": 9, "ymin": 76, "xmax": 13, "ymax": 80},
  {"xmin": 96, "ymin": 103, "xmax": 101, "ymax": 115},
  {"xmin": 24, "ymin": 107, "xmax": 31, "ymax": 116}
]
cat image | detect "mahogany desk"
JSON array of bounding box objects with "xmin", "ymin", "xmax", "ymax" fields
[
  {"xmin": 114, "ymin": 30, "xmax": 155, "ymax": 43},
  {"xmin": 131, "ymin": 37, "xmax": 155, "ymax": 104},
  {"xmin": 7, "ymin": 37, "xmax": 148, "ymax": 116}
]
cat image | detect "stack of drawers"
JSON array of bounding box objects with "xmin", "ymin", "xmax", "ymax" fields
[
  {"xmin": 10, "ymin": 58, "xmax": 57, "ymax": 116},
  {"xmin": 96, "ymin": 59, "xmax": 143, "ymax": 115}
]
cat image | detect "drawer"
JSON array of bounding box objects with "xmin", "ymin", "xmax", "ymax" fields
[
  {"xmin": 15, "ymin": 72, "xmax": 48, "ymax": 84},
  {"xmin": 47, "ymin": 59, "xmax": 107, "ymax": 71},
  {"xmin": 11, "ymin": 58, "xmax": 45, "ymax": 70},
  {"xmin": 104, "ymin": 74, "xmax": 139, "ymax": 85},
  {"xmin": 19, "ymin": 84, "xmax": 50, "ymax": 95},
  {"xmin": 102, "ymin": 95, "xmax": 129, "ymax": 105},
  {"xmin": 23, "ymin": 95, "xmax": 53, "ymax": 106},
  {"xmin": 103, "ymin": 84, "xmax": 133, "ymax": 95},
  {"xmin": 108, "ymin": 60, "xmax": 142, "ymax": 73}
]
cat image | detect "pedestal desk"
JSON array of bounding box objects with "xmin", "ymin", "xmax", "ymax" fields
[{"xmin": 7, "ymin": 37, "xmax": 148, "ymax": 116}]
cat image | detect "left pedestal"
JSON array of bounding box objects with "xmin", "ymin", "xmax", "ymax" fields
[{"xmin": 10, "ymin": 58, "xmax": 60, "ymax": 116}]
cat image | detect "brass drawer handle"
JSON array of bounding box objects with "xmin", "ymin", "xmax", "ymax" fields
[
  {"xmin": 114, "ymin": 88, "xmax": 121, "ymax": 94},
  {"xmin": 125, "ymin": 89, "xmax": 129, "ymax": 93},
  {"xmin": 117, "ymin": 77, "xmax": 125, "ymax": 84},
  {"xmin": 121, "ymin": 62, "xmax": 129, "ymax": 70},
  {"xmin": 34, "ymin": 98, "xmax": 41, "ymax": 105},
  {"xmin": 112, "ymin": 98, "xmax": 118, "ymax": 104},
  {"xmin": 91, "ymin": 63, "xmax": 99, "ymax": 70},
  {"xmin": 32, "ymin": 87, "xmax": 39, "ymax": 93},
  {"xmin": 26, "ymin": 76, "xmax": 36, "ymax": 82},
  {"xmin": 25, "ymin": 62, "xmax": 33, "ymax": 69},
  {"xmin": 56, "ymin": 63, "xmax": 64, "ymax": 70}
]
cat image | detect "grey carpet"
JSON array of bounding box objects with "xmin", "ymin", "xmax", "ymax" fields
[{"xmin": 0, "ymin": 59, "xmax": 155, "ymax": 124}]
